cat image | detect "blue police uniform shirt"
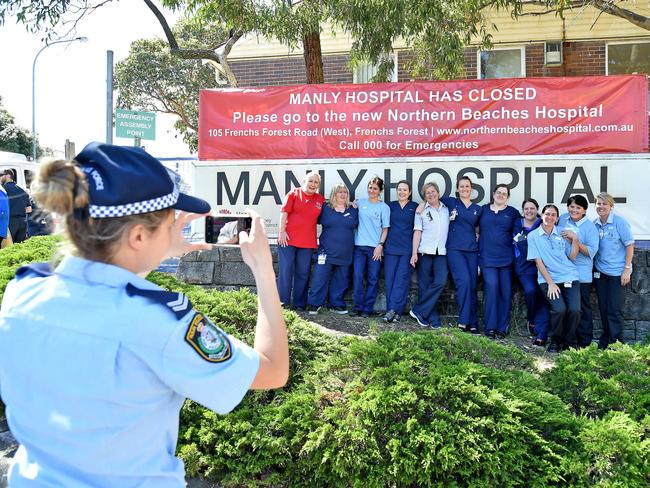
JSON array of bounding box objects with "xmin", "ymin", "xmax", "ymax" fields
[
  {"xmin": 440, "ymin": 196, "xmax": 481, "ymax": 252},
  {"xmin": 355, "ymin": 198, "xmax": 390, "ymax": 247},
  {"xmin": 527, "ymin": 225, "xmax": 580, "ymax": 285},
  {"xmin": 513, "ymin": 216, "xmax": 542, "ymax": 276},
  {"xmin": 317, "ymin": 204, "xmax": 358, "ymax": 265},
  {"xmin": 478, "ymin": 204, "xmax": 520, "ymax": 267},
  {"xmin": 557, "ymin": 213, "xmax": 599, "ymax": 283},
  {"xmin": 0, "ymin": 256, "xmax": 260, "ymax": 487},
  {"xmin": 593, "ymin": 212, "xmax": 634, "ymax": 276},
  {"xmin": 384, "ymin": 200, "xmax": 418, "ymax": 256}
]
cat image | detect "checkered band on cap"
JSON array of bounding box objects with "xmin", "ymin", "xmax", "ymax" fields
[{"xmin": 88, "ymin": 186, "xmax": 179, "ymax": 218}]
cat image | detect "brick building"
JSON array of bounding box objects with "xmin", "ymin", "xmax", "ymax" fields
[{"xmin": 227, "ymin": 4, "xmax": 650, "ymax": 138}]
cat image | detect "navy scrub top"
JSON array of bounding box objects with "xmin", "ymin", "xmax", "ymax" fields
[
  {"xmin": 441, "ymin": 196, "xmax": 481, "ymax": 252},
  {"xmin": 384, "ymin": 200, "xmax": 418, "ymax": 256}
]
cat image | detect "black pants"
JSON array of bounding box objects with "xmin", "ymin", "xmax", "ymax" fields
[
  {"xmin": 8, "ymin": 218, "xmax": 27, "ymax": 243},
  {"xmin": 541, "ymin": 281, "xmax": 580, "ymax": 347},
  {"xmin": 577, "ymin": 282, "xmax": 594, "ymax": 346},
  {"xmin": 594, "ymin": 273, "xmax": 625, "ymax": 349}
]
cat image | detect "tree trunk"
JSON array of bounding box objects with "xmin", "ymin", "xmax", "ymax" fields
[{"xmin": 303, "ymin": 31, "xmax": 324, "ymax": 84}]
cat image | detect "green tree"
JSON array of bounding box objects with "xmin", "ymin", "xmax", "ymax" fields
[
  {"xmin": 0, "ymin": 96, "xmax": 40, "ymax": 158},
  {"xmin": 114, "ymin": 18, "xmax": 226, "ymax": 152}
]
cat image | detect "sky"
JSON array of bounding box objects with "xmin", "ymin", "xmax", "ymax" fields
[{"xmin": 0, "ymin": 1, "xmax": 191, "ymax": 159}]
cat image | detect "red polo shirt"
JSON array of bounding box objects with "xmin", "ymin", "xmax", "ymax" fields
[{"xmin": 281, "ymin": 188, "xmax": 325, "ymax": 248}]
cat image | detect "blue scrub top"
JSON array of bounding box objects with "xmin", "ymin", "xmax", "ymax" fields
[
  {"xmin": 513, "ymin": 216, "xmax": 542, "ymax": 276},
  {"xmin": 478, "ymin": 204, "xmax": 520, "ymax": 267},
  {"xmin": 557, "ymin": 213, "xmax": 599, "ymax": 283},
  {"xmin": 0, "ymin": 256, "xmax": 260, "ymax": 487},
  {"xmin": 527, "ymin": 225, "xmax": 580, "ymax": 285},
  {"xmin": 318, "ymin": 204, "xmax": 358, "ymax": 265},
  {"xmin": 0, "ymin": 187, "xmax": 8, "ymax": 239},
  {"xmin": 355, "ymin": 198, "xmax": 390, "ymax": 247},
  {"xmin": 440, "ymin": 196, "xmax": 481, "ymax": 252},
  {"xmin": 593, "ymin": 212, "xmax": 634, "ymax": 276},
  {"xmin": 385, "ymin": 200, "xmax": 418, "ymax": 256}
]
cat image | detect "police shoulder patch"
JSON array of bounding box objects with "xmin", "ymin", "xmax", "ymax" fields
[{"xmin": 184, "ymin": 313, "xmax": 232, "ymax": 363}]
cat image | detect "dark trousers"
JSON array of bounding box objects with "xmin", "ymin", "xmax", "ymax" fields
[
  {"xmin": 307, "ymin": 261, "xmax": 351, "ymax": 308},
  {"xmin": 8, "ymin": 218, "xmax": 27, "ymax": 243},
  {"xmin": 541, "ymin": 281, "xmax": 580, "ymax": 346},
  {"xmin": 353, "ymin": 246, "xmax": 382, "ymax": 313},
  {"xmin": 578, "ymin": 282, "xmax": 594, "ymax": 346},
  {"xmin": 594, "ymin": 273, "xmax": 625, "ymax": 348},
  {"xmin": 482, "ymin": 266, "xmax": 513, "ymax": 333},
  {"xmin": 412, "ymin": 254, "xmax": 448, "ymax": 326},
  {"xmin": 517, "ymin": 272, "xmax": 550, "ymax": 340},
  {"xmin": 384, "ymin": 254, "xmax": 413, "ymax": 314},
  {"xmin": 277, "ymin": 245, "xmax": 313, "ymax": 308},
  {"xmin": 447, "ymin": 250, "xmax": 479, "ymax": 328}
]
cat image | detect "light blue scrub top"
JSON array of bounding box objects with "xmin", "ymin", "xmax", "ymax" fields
[
  {"xmin": 557, "ymin": 213, "xmax": 599, "ymax": 283},
  {"xmin": 593, "ymin": 212, "xmax": 634, "ymax": 276},
  {"xmin": 355, "ymin": 198, "xmax": 390, "ymax": 247},
  {"xmin": 527, "ymin": 225, "xmax": 579, "ymax": 285},
  {"xmin": 0, "ymin": 256, "xmax": 260, "ymax": 487}
]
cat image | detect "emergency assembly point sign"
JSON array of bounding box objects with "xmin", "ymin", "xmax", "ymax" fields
[
  {"xmin": 198, "ymin": 75, "xmax": 648, "ymax": 160},
  {"xmin": 115, "ymin": 109, "xmax": 156, "ymax": 141}
]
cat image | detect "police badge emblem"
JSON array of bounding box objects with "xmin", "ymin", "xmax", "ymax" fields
[{"xmin": 185, "ymin": 313, "xmax": 232, "ymax": 363}]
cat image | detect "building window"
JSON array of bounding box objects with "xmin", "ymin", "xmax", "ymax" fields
[
  {"xmin": 607, "ymin": 41, "xmax": 650, "ymax": 75},
  {"xmin": 353, "ymin": 53, "xmax": 398, "ymax": 83},
  {"xmin": 607, "ymin": 41, "xmax": 650, "ymax": 113},
  {"xmin": 478, "ymin": 47, "xmax": 525, "ymax": 79}
]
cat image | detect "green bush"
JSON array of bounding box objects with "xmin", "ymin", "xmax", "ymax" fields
[
  {"xmin": 542, "ymin": 343, "xmax": 650, "ymax": 422},
  {"xmin": 1, "ymin": 238, "xmax": 649, "ymax": 487}
]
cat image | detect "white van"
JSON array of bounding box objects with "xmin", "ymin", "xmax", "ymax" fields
[{"xmin": 0, "ymin": 151, "xmax": 38, "ymax": 190}]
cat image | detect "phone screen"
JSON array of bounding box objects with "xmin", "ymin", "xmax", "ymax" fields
[{"xmin": 205, "ymin": 215, "xmax": 252, "ymax": 244}]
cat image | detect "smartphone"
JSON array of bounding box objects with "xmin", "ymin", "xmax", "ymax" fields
[{"xmin": 205, "ymin": 213, "xmax": 252, "ymax": 244}]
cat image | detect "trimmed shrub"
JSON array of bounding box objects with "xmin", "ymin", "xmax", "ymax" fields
[{"xmin": 542, "ymin": 342, "xmax": 650, "ymax": 422}]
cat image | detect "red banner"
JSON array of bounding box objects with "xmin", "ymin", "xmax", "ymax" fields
[{"xmin": 198, "ymin": 75, "xmax": 648, "ymax": 160}]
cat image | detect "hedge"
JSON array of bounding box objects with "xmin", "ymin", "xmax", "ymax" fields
[{"xmin": 1, "ymin": 237, "xmax": 648, "ymax": 487}]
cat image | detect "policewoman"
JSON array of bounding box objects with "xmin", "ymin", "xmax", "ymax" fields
[
  {"xmin": 277, "ymin": 171, "xmax": 325, "ymax": 311},
  {"xmin": 409, "ymin": 182, "xmax": 449, "ymax": 328},
  {"xmin": 478, "ymin": 184, "xmax": 520, "ymax": 339},
  {"xmin": 593, "ymin": 192, "xmax": 635, "ymax": 349},
  {"xmin": 307, "ymin": 183, "xmax": 358, "ymax": 314},
  {"xmin": 383, "ymin": 180, "xmax": 418, "ymax": 323},
  {"xmin": 440, "ymin": 176, "xmax": 482, "ymax": 333},
  {"xmin": 527, "ymin": 204, "xmax": 580, "ymax": 353},
  {"xmin": 513, "ymin": 198, "xmax": 549, "ymax": 346},
  {"xmin": 557, "ymin": 195, "xmax": 599, "ymax": 347},
  {"xmin": 0, "ymin": 143, "xmax": 288, "ymax": 487},
  {"xmin": 353, "ymin": 176, "xmax": 390, "ymax": 317}
]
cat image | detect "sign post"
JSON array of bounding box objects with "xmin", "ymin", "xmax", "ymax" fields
[{"xmin": 115, "ymin": 109, "xmax": 156, "ymax": 141}]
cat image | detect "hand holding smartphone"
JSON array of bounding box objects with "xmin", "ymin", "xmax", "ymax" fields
[{"xmin": 205, "ymin": 212, "xmax": 253, "ymax": 244}]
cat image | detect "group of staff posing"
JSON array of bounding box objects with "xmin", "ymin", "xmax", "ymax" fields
[{"xmin": 277, "ymin": 172, "xmax": 635, "ymax": 353}]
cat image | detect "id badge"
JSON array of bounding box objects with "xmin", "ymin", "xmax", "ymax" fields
[
  {"xmin": 593, "ymin": 271, "xmax": 601, "ymax": 279},
  {"xmin": 563, "ymin": 281, "xmax": 572, "ymax": 288},
  {"xmin": 318, "ymin": 253, "xmax": 327, "ymax": 265},
  {"xmin": 449, "ymin": 208, "xmax": 458, "ymax": 221}
]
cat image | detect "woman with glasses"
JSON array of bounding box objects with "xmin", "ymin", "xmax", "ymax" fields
[
  {"xmin": 307, "ymin": 183, "xmax": 358, "ymax": 314},
  {"xmin": 478, "ymin": 184, "xmax": 520, "ymax": 339}
]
